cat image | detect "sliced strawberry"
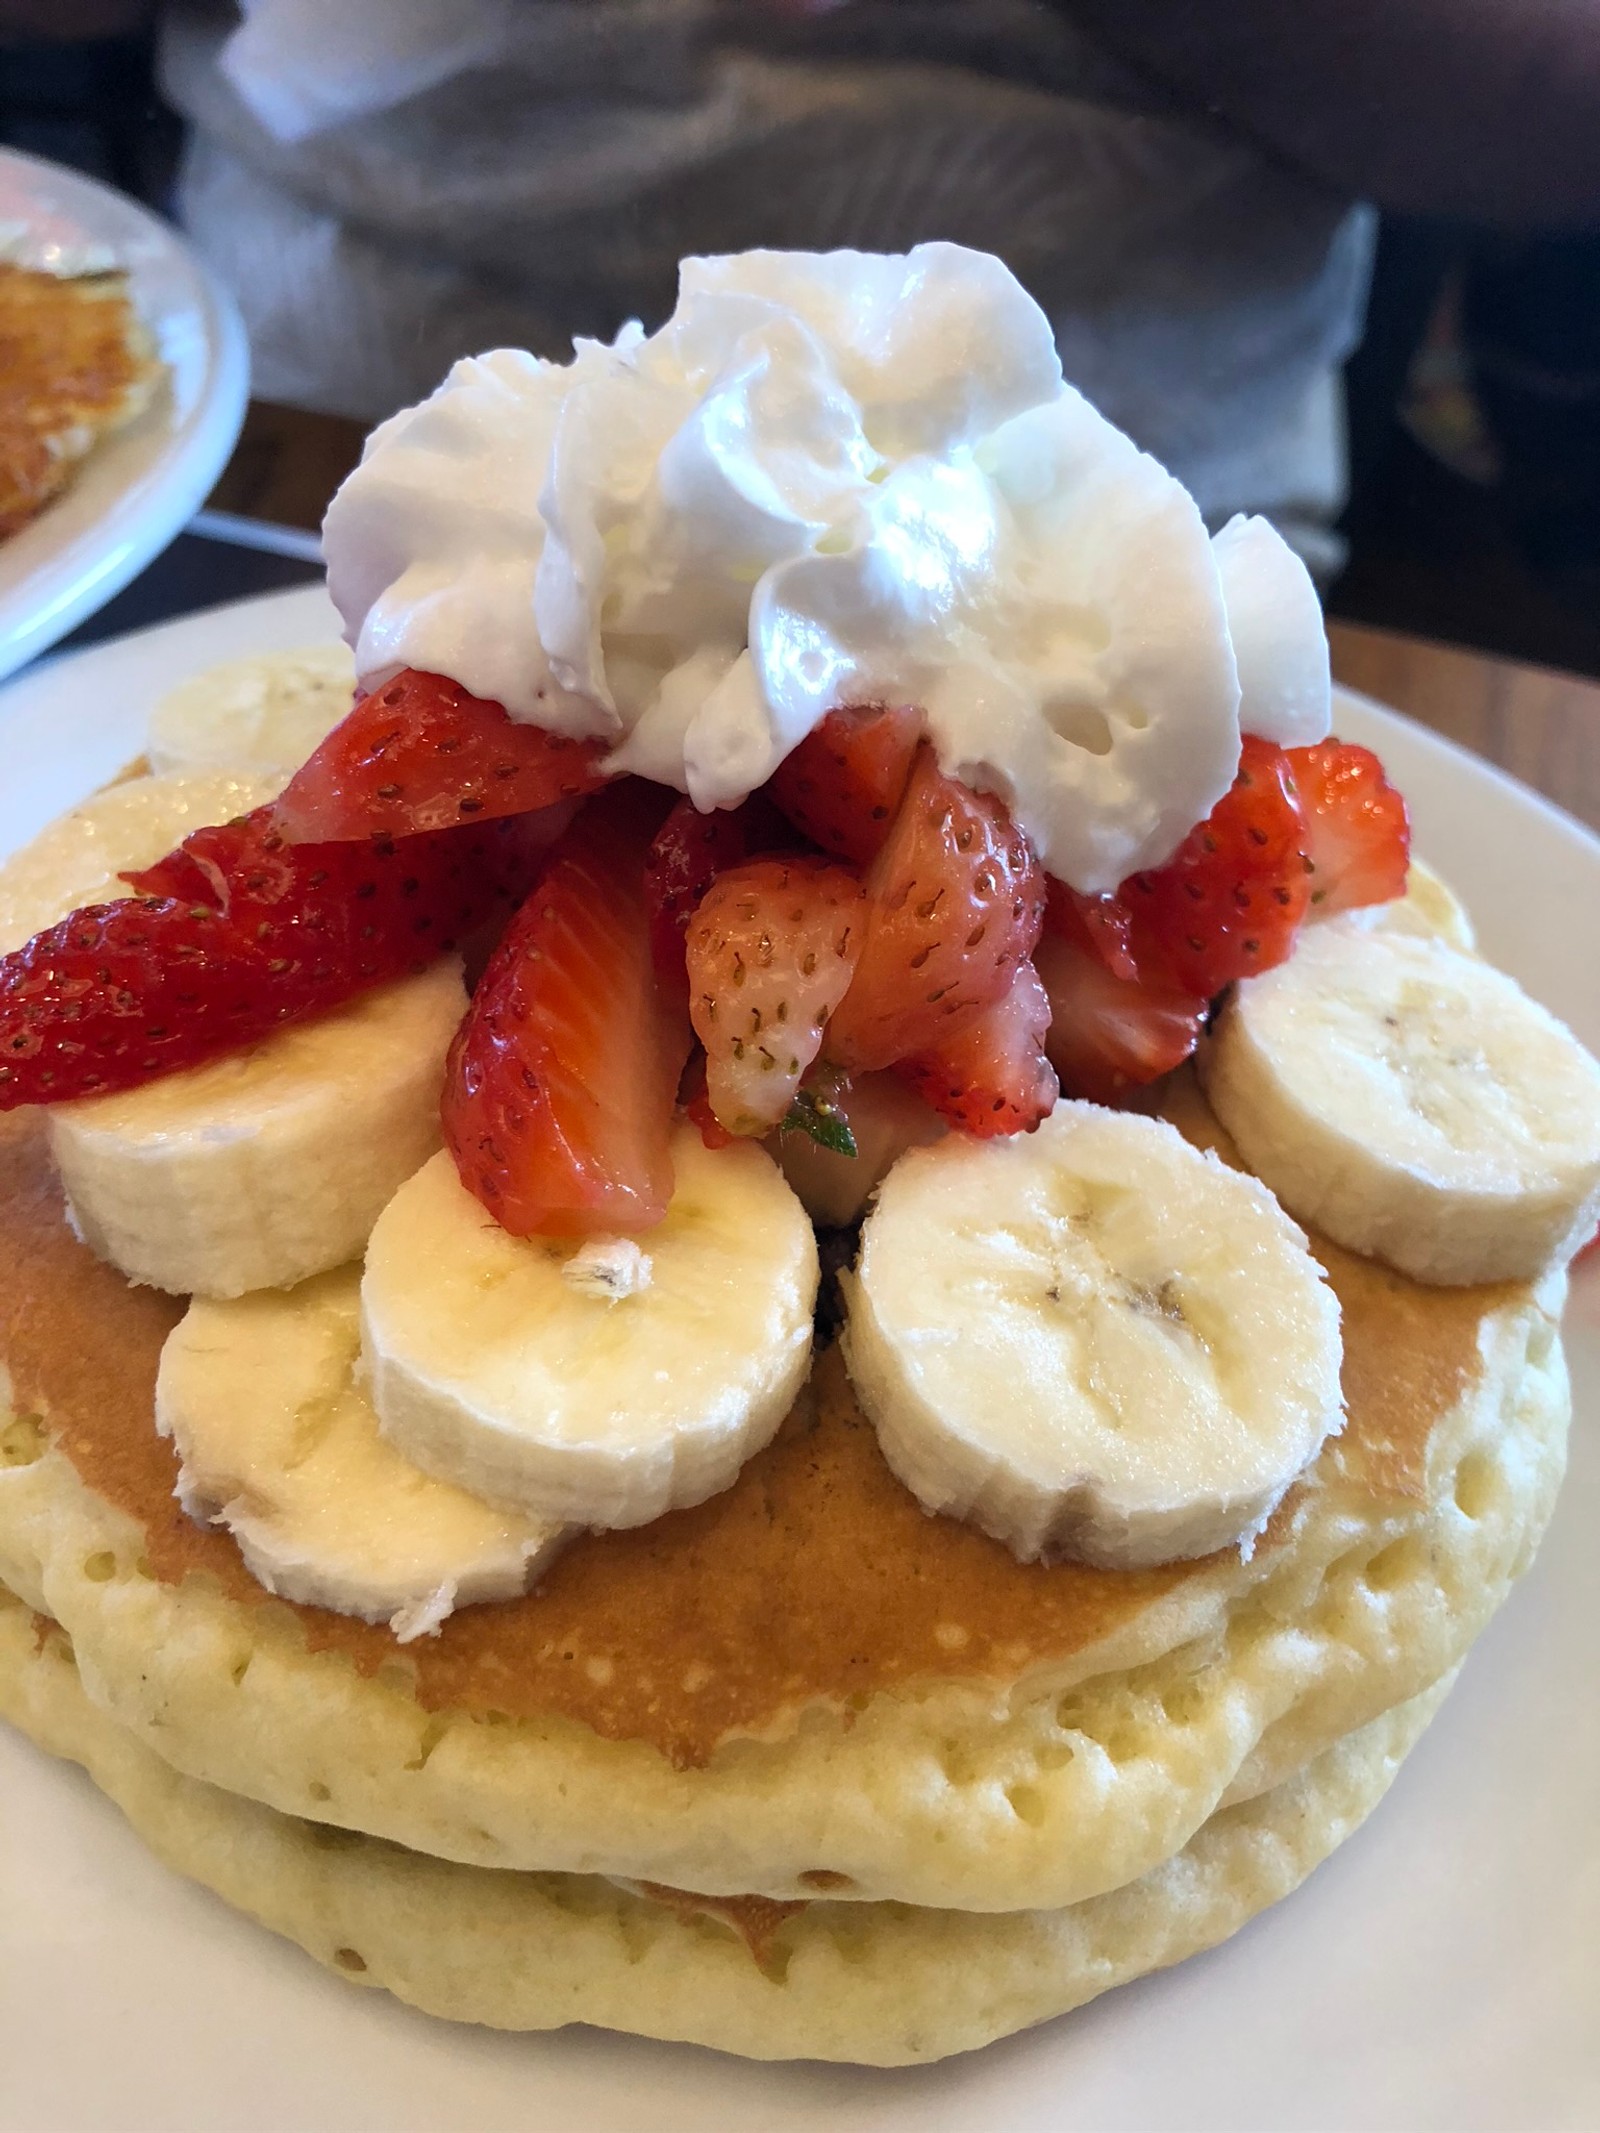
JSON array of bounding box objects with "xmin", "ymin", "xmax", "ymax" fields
[
  {"xmin": 643, "ymin": 791, "xmax": 793, "ymax": 990},
  {"xmin": 1034, "ymin": 929, "xmax": 1208, "ymax": 1105},
  {"xmin": 270, "ymin": 668, "xmax": 609, "ymax": 843},
  {"xmin": 1043, "ymin": 876, "xmax": 1142, "ymax": 983},
  {"xmin": 1, "ymin": 899, "xmax": 290, "ymax": 1110},
  {"xmin": 123, "ymin": 802, "xmax": 551, "ymax": 930},
  {"xmin": 897, "ymin": 961, "xmax": 1058, "ymax": 1137},
  {"xmin": 1288, "ymin": 738, "xmax": 1410, "ymax": 916},
  {"xmin": 827, "ymin": 745, "xmax": 1044, "ymax": 1072},
  {"xmin": 767, "ymin": 703, "xmax": 922, "ymax": 866},
  {"xmin": 1125, "ymin": 736, "xmax": 1310, "ymax": 996},
  {"xmin": 681, "ymin": 1055, "xmax": 737, "ymax": 1152},
  {"xmin": 129, "ymin": 806, "xmax": 551, "ymax": 1012},
  {"xmin": 441, "ymin": 788, "xmax": 689, "ymax": 1237},
  {"xmin": 1, "ymin": 811, "xmax": 534, "ymax": 1111},
  {"xmin": 685, "ymin": 855, "xmax": 866, "ymax": 1135}
]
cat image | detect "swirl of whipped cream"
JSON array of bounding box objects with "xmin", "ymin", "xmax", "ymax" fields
[{"xmin": 323, "ymin": 243, "xmax": 1328, "ymax": 891}]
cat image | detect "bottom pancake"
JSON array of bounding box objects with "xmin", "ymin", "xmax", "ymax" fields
[
  {"xmin": 0, "ymin": 1582, "xmax": 1448, "ymax": 2067},
  {"xmin": 0, "ymin": 1282, "xmax": 1565, "ymax": 1913}
]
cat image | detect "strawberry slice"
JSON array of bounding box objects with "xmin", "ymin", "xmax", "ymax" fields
[
  {"xmin": 643, "ymin": 791, "xmax": 793, "ymax": 990},
  {"xmin": 1125, "ymin": 736, "xmax": 1310, "ymax": 997},
  {"xmin": 681, "ymin": 1055, "xmax": 737, "ymax": 1152},
  {"xmin": 1288, "ymin": 739, "xmax": 1410, "ymax": 915},
  {"xmin": 123, "ymin": 802, "xmax": 551, "ymax": 931},
  {"xmin": 270, "ymin": 668, "xmax": 609, "ymax": 843},
  {"xmin": 685, "ymin": 855, "xmax": 866, "ymax": 1135},
  {"xmin": 767, "ymin": 703, "xmax": 922, "ymax": 866},
  {"xmin": 441, "ymin": 787, "xmax": 689, "ymax": 1237},
  {"xmin": 1044, "ymin": 876, "xmax": 1143, "ymax": 983},
  {"xmin": 1034, "ymin": 928, "xmax": 1208, "ymax": 1105},
  {"xmin": 827, "ymin": 744, "xmax": 1044, "ymax": 1072},
  {"xmin": 1, "ymin": 811, "xmax": 536, "ymax": 1110},
  {"xmin": 897, "ymin": 961, "xmax": 1058, "ymax": 1137}
]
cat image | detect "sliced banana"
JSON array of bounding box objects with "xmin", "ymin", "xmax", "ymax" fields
[
  {"xmin": 49, "ymin": 961, "xmax": 468, "ymax": 1298},
  {"xmin": 0, "ymin": 767, "xmax": 283, "ymax": 955},
  {"xmin": 1351, "ymin": 855, "xmax": 1476, "ymax": 954},
  {"xmin": 146, "ymin": 645, "xmax": 355, "ymax": 778},
  {"xmin": 362, "ymin": 1129, "xmax": 819, "ymax": 1528},
  {"xmin": 156, "ymin": 1268, "xmax": 567, "ymax": 1638},
  {"xmin": 842, "ymin": 1102, "xmax": 1344, "ymax": 1569},
  {"xmin": 1201, "ymin": 918, "xmax": 1600, "ymax": 1285}
]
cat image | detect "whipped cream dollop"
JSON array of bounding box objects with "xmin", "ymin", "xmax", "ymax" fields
[{"xmin": 324, "ymin": 244, "xmax": 1329, "ymax": 891}]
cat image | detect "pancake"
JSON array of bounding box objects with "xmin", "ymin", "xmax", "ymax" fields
[
  {"xmin": 0, "ymin": 1581, "xmax": 1452, "ymax": 2065},
  {"xmin": 0, "ymin": 1084, "xmax": 1568, "ymax": 1910},
  {"xmin": 0, "ymin": 266, "xmax": 158, "ymax": 538}
]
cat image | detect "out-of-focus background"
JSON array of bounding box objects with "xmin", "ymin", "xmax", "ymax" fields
[{"xmin": 4, "ymin": 0, "xmax": 1599, "ymax": 707}]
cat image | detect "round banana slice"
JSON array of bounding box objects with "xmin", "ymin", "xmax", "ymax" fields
[
  {"xmin": 157, "ymin": 1268, "xmax": 567, "ymax": 1640},
  {"xmin": 362, "ymin": 1129, "xmax": 819, "ymax": 1529},
  {"xmin": 147, "ymin": 645, "xmax": 355, "ymax": 778},
  {"xmin": 842, "ymin": 1103, "xmax": 1344, "ymax": 1569},
  {"xmin": 1351, "ymin": 856, "xmax": 1476, "ymax": 954},
  {"xmin": 1201, "ymin": 919, "xmax": 1600, "ymax": 1286},
  {"xmin": 0, "ymin": 767, "xmax": 284, "ymax": 955},
  {"xmin": 49, "ymin": 960, "xmax": 468, "ymax": 1298}
]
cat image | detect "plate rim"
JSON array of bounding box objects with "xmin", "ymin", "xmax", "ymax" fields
[{"xmin": 0, "ymin": 144, "xmax": 251, "ymax": 682}]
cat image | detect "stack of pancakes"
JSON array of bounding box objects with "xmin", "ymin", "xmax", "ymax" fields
[{"xmin": 0, "ymin": 1055, "xmax": 1569, "ymax": 2063}]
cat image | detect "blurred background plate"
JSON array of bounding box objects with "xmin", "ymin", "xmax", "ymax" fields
[{"xmin": 0, "ymin": 144, "xmax": 248, "ymax": 682}]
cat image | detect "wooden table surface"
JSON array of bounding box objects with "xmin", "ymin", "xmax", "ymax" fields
[
  {"xmin": 209, "ymin": 400, "xmax": 1600, "ymax": 836},
  {"xmin": 1328, "ymin": 622, "xmax": 1600, "ymax": 834}
]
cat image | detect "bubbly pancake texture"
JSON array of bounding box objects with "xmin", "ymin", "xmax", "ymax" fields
[
  {"xmin": 0, "ymin": 1582, "xmax": 1450, "ymax": 2066},
  {"xmin": 0, "ymin": 1084, "xmax": 1568, "ymax": 1908}
]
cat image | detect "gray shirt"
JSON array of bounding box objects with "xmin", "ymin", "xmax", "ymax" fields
[{"xmin": 163, "ymin": 0, "xmax": 1374, "ymax": 574}]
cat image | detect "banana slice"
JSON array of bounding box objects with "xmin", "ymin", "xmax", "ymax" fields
[
  {"xmin": 49, "ymin": 960, "xmax": 468, "ymax": 1298},
  {"xmin": 841, "ymin": 1102, "xmax": 1344, "ymax": 1569},
  {"xmin": 156, "ymin": 1268, "xmax": 567, "ymax": 1638},
  {"xmin": 1201, "ymin": 918, "xmax": 1600, "ymax": 1285},
  {"xmin": 1352, "ymin": 856, "xmax": 1476, "ymax": 954},
  {"xmin": 147, "ymin": 645, "xmax": 355, "ymax": 777},
  {"xmin": 0, "ymin": 767, "xmax": 283, "ymax": 954},
  {"xmin": 362, "ymin": 1130, "xmax": 819, "ymax": 1528}
]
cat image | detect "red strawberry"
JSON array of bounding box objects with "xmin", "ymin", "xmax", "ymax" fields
[
  {"xmin": 270, "ymin": 668, "xmax": 609, "ymax": 842},
  {"xmin": 767, "ymin": 703, "xmax": 922, "ymax": 866},
  {"xmin": 897, "ymin": 961, "xmax": 1058, "ymax": 1137},
  {"xmin": 145, "ymin": 806, "xmax": 553, "ymax": 994},
  {"xmin": 642, "ymin": 791, "xmax": 793, "ymax": 990},
  {"xmin": 827, "ymin": 745, "xmax": 1044, "ymax": 1072},
  {"xmin": 681, "ymin": 1056, "xmax": 737, "ymax": 1152},
  {"xmin": 1034, "ymin": 929, "xmax": 1208, "ymax": 1105},
  {"xmin": 441, "ymin": 788, "xmax": 689, "ymax": 1237},
  {"xmin": 1288, "ymin": 739, "xmax": 1410, "ymax": 916},
  {"xmin": 1125, "ymin": 736, "xmax": 1310, "ymax": 996},
  {"xmin": 685, "ymin": 855, "xmax": 866, "ymax": 1135},
  {"xmin": 1043, "ymin": 877, "xmax": 1142, "ymax": 983},
  {"xmin": 1, "ymin": 813, "xmax": 539, "ymax": 1111}
]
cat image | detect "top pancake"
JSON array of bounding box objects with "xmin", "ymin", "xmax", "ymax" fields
[{"xmin": 0, "ymin": 1094, "xmax": 1515, "ymax": 1768}]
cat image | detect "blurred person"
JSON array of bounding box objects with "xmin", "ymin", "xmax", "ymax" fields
[{"xmin": 144, "ymin": 1, "xmax": 1600, "ymax": 577}]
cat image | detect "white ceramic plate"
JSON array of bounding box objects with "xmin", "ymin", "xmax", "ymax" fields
[
  {"xmin": 0, "ymin": 587, "xmax": 1596, "ymax": 2133},
  {"xmin": 0, "ymin": 147, "xmax": 250, "ymax": 682}
]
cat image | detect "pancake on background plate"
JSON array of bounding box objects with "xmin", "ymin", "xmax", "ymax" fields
[{"xmin": 0, "ymin": 263, "xmax": 158, "ymax": 537}]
